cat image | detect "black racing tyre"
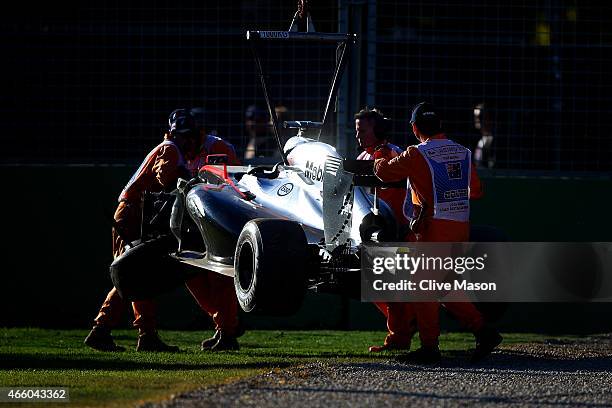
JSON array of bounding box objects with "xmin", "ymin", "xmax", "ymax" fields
[
  {"xmin": 110, "ymin": 235, "xmax": 195, "ymax": 301},
  {"xmin": 234, "ymin": 219, "xmax": 309, "ymax": 315}
]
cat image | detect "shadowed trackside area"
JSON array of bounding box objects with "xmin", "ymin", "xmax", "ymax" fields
[
  {"xmin": 146, "ymin": 335, "xmax": 612, "ymax": 408},
  {"xmin": 5, "ymin": 329, "xmax": 604, "ymax": 407}
]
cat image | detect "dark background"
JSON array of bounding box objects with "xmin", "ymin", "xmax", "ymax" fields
[
  {"xmin": 2, "ymin": 1, "xmax": 612, "ymax": 170},
  {"xmin": 1, "ymin": 1, "xmax": 611, "ymax": 333}
]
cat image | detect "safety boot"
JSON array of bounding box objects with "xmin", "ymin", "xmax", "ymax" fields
[
  {"xmin": 201, "ymin": 330, "xmax": 221, "ymax": 350},
  {"xmin": 472, "ymin": 327, "xmax": 503, "ymax": 362},
  {"xmin": 397, "ymin": 346, "xmax": 441, "ymax": 365},
  {"xmin": 209, "ymin": 332, "xmax": 240, "ymax": 351},
  {"xmin": 84, "ymin": 326, "xmax": 126, "ymax": 352},
  {"xmin": 369, "ymin": 341, "xmax": 411, "ymax": 353},
  {"xmin": 136, "ymin": 332, "xmax": 179, "ymax": 352}
]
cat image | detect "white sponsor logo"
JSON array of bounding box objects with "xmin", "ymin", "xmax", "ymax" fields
[
  {"xmin": 259, "ymin": 31, "xmax": 289, "ymax": 39},
  {"xmin": 443, "ymin": 189, "xmax": 468, "ymax": 200},
  {"xmin": 305, "ymin": 160, "xmax": 324, "ymax": 182}
]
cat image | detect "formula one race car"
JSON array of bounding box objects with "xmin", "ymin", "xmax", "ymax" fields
[
  {"xmin": 110, "ymin": 24, "xmax": 505, "ymax": 317},
  {"xmin": 178, "ymin": 132, "xmax": 404, "ymax": 315},
  {"xmin": 112, "ymin": 129, "xmax": 405, "ymax": 315}
]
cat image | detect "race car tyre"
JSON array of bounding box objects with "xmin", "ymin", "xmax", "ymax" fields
[
  {"xmin": 234, "ymin": 219, "xmax": 309, "ymax": 315},
  {"xmin": 110, "ymin": 235, "xmax": 195, "ymax": 301}
]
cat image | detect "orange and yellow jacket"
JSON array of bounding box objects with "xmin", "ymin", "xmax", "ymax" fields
[
  {"xmin": 119, "ymin": 134, "xmax": 184, "ymax": 203},
  {"xmin": 358, "ymin": 143, "xmax": 410, "ymax": 225},
  {"xmin": 374, "ymin": 135, "xmax": 483, "ymax": 242},
  {"xmin": 187, "ymin": 133, "xmax": 241, "ymax": 176}
]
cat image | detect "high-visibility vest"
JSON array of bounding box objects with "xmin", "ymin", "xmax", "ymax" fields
[{"xmin": 415, "ymin": 139, "xmax": 471, "ymax": 223}]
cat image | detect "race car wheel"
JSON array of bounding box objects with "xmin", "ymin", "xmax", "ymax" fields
[
  {"xmin": 234, "ymin": 219, "xmax": 309, "ymax": 315},
  {"xmin": 110, "ymin": 235, "xmax": 195, "ymax": 301}
]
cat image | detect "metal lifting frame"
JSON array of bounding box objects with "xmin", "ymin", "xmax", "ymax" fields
[{"xmin": 246, "ymin": 29, "xmax": 357, "ymax": 164}]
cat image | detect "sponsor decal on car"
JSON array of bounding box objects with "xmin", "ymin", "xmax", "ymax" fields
[
  {"xmin": 305, "ymin": 160, "xmax": 324, "ymax": 182},
  {"xmin": 277, "ymin": 183, "xmax": 294, "ymax": 196}
]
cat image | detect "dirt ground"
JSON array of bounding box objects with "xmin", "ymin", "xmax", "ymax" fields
[{"xmin": 146, "ymin": 334, "xmax": 612, "ymax": 407}]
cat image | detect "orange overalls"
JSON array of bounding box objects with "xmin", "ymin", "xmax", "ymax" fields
[
  {"xmin": 374, "ymin": 135, "xmax": 485, "ymax": 349},
  {"xmin": 359, "ymin": 143, "xmax": 416, "ymax": 348},
  {"xmin": 186, "ymin": 133, "xmax": 241, "ymax": 176},
  {"xmin": 185, "ymin": 134, "xmax": 241, "ymax": 336},
  {"xmin": 94, "ymin": 134, "xmax": 239, "ymax": 335}
]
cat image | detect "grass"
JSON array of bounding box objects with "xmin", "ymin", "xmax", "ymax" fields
[{"xmin": 0, "ymin": 328, "xmax": 556, "ymax": 407}]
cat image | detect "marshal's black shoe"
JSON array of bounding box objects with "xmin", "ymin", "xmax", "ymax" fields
[
  {"xmin": 84, "ymin": 326, "xmax": 126, "ymax": 352},
  {"xmin": 397, "ymin": 347, "xmax": 441, "ymax": 365},
  {"xmin": 201, "ymin": 330, "xmax": 221, "ymax": 350},
  {"xmin": 210, "ymin": 332, "xmax": 240, "ymax": 351},
  {"xmin": 136, "ymin": 332, "xmax": 179, "ymax": 353},
  {"xmin": 472, "ymin": 327, "xmax": 503, "ymax": 362}
]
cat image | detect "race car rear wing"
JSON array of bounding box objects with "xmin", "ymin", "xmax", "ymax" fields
[{"xmin": 323, "ymin": 156, "xmax": 404, "ymax": 249}]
